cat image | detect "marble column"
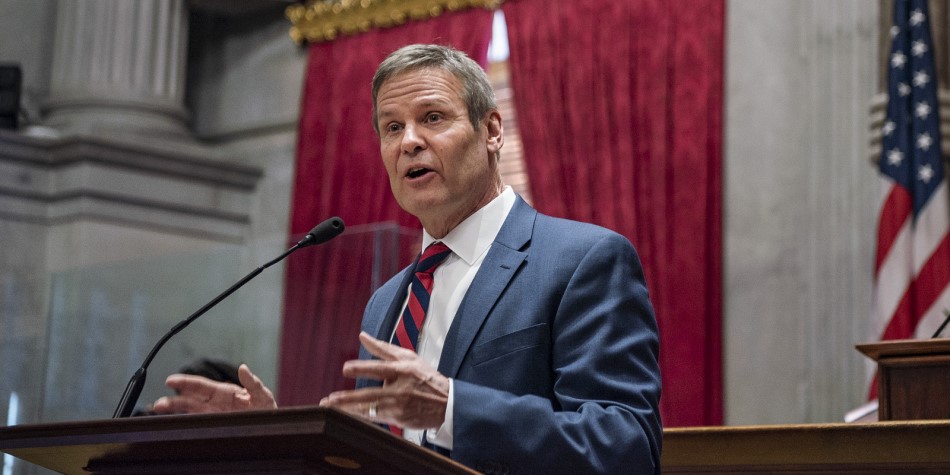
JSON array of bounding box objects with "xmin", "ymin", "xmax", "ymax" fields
[
  {"xmin": 725, "ymin": 0, "xmax": 880, "ymax": 425},
  {"xmin": 0, "ymin": 0, "xmax": 274, "ymax": 426},
  {"xmin": 43, "ymin": 0, "xmax": 190, "ymax": 140}
]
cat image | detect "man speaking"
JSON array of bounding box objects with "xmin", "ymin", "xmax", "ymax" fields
[{"xmin": 154, "ymin": 44, "xmax": 662, "ymax": 474}]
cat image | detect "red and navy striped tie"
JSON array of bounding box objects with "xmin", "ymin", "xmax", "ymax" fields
[
  {"xmin": 392, "ymin": 241, "xmax": 452, "ymax": 353},
  {"xmin": 389, "ymin": 242, "xmax": 451, "ymax": 437}
]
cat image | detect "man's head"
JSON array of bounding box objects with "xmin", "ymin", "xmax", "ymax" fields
[
  {"xmin": 373, "ymin": 44, "xmax": 504, "ymax": 238},
  {"xmin": 372, "ymin": 44, "xmax": 497, "ymax": 136}
]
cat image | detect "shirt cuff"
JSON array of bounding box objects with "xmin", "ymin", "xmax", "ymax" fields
[{"xmin": 425, "ymin": 378, "xmax": 454, "ymax": 450}]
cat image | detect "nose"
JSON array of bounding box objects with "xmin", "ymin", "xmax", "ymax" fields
[{"xmin": 401, "ymin": 123, "xmax": 426, "ymax": 155}]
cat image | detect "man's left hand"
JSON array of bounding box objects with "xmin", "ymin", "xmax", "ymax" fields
[{"xmin": 320, "ymin": 332, "xmax": 450, "ymax": 430}]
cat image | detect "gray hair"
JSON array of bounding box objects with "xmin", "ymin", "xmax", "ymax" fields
[{"xmin": 372, "ymin": 44, "xmax": 496, "ymax": 135}]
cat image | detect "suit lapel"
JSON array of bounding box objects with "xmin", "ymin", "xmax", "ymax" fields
[
  {"xmin": 438, "ymin": 197, "xmax": 536, "ymax": 377},
  {"xmin": 372, "ymin": 256, "xmax": 418, "ymax": 344}
]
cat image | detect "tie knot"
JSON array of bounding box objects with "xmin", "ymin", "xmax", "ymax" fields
[{"xmin": 416, "ymin": 242, "xmax": 451, "ymax": 274}]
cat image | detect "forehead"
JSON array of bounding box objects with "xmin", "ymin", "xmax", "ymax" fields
[{"xmin": 376, "ymin": 68, "xmax": 466, "ymax": 117}]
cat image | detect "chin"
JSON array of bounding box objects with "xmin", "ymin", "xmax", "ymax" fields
[
  {"xmin": 404, "ymin": 201, "xmax": 441, "ymax": 218},
  {"xmin": 398, "ymin": 187, "xmax": 440, "ymax": 205},
  {"xmin": 396, "ymin": 195, "xmax": 435, "ymax": 214}
]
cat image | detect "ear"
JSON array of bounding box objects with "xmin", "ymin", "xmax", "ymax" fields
[{"xmin": 484, "ymin": 110, "xmax": 504, "ymax": 156}]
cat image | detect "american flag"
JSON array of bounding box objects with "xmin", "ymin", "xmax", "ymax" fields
[{"xmin": 871, "ymin": 0, "xmax": 950, "ymax": 383}]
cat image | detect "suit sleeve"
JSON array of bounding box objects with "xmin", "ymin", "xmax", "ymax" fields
[{"xmin": 450, "ymin": 233, "xmax": 662, "ymax": 474}]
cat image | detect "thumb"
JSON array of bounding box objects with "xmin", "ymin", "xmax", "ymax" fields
[{"xmin": 237, "ymin": 364, "xmax": 278, "ymax": 409}]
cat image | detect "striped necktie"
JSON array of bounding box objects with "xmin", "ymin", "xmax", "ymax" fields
[
  {"xmin": 392, "ymin": 241, "xmax": 452, "ymax": 352},
  {"xmin": 389, "ymin": 241, "xmax": 451, "ymax": 437}
]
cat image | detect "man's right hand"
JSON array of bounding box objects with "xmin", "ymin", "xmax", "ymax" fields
[{"xmin": 150, "ymin": 364, "xmax": 277, "ymax": 414}]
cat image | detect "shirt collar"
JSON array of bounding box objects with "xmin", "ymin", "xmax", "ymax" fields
[{"xmin": 421, "ymin": 186, "xmax": 516, "ymax": 265}]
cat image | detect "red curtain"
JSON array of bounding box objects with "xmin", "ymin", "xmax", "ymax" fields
[
  {"xmin": 279, "ymin": 10, "xmax": 494, "ymax": 406},
  {"xmin": 502, "ymin": 0, "xmax": 724, "ymax": 426}
]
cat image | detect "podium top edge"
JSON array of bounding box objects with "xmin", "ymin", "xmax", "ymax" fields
[{"xmin": 855, "ymin": 337, "xmax": 950, "ymax": 360}]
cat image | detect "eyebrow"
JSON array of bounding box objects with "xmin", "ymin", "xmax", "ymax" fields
[{"xmin": 378, "ymin": 97, "xmax": 454, "ymax": 119}]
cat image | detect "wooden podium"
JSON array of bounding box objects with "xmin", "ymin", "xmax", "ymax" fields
[
  {"xmin": 857, "ymin": 338, "xmax": 950, "ymax": 420},
  {"xmin": 661, "ymin": 338, "xmax": 950, "ymax": 473},
  {"xmin": 662, "ymin": 420, "xmax": 950, "ymax": 473},
  {"xmin": 0, "ymin": 406, "xmax": 476, "ymax": 474}
]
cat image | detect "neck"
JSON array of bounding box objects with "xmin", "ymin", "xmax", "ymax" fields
[{"xmin": 421, "ymin": 182, "xmax": 503, "ymax": 239}]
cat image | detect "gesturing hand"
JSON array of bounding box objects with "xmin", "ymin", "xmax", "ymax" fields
[
  {"xmin": 320, "ymin": 332, "xmax": 450, "ymax": 430},
  {"xmin": 151, "ymin": 364, "xmax": 277, "ymax": 414}
]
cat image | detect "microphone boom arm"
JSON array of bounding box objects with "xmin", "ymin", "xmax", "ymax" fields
[{"xmin": 112, "ymin": 217, "xmax": 344, "ymax": 418}]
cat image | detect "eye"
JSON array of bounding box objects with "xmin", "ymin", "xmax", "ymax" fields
[
  {"xmin": 425, "ymin": 113, "xmax": 443, "ymax": 123},
  {"xmin": 385, "ymin": 122, "xmax": 403, "ymax": 134}
]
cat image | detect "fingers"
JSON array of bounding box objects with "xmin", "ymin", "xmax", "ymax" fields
[
  {"xmin": 322, "ymin": 387, "xmax": 387, "ymax": 406},
  {"xmin": 320, "ymin": 385, "xmax": 449, "ymax": 429},
  {"xmin": 351, "ymin": 332, "xmax": 436, "ymax": 382},
  {"xmin": 165, "ymin": 373, "xmax": 230, "ymax": 399},
  {"xmin": 320, "ymin": 333, "xmax": 452, "ymax": 430},
  {"xmin": 152, "ymin": 395, "xmax": 220, "ymax": 414},
  {"xmin": 320, "ymin": 388, "xmax": 382, "ymax": 411},
  {"xmin": 320, "ymin": 387, "xmax": 385, "ymax": 421},
  {"xmin": 359, "ymin": 331, "xmax": 415, "ymax": 361},
  {"xmin": 238, "ymin": 364, "xmax": 278, "ymax": 409},
  {"xmin": 158, "ymin": 367, "xmax": 276, "ymax": 414},
  {"xmin": 341, "ymin": 359, "xmax": 411, "ymax": 381}
]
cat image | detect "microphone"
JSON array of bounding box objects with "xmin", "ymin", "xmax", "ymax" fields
[
  {"xmin": 931, "ymin": 309, "xmax": 950, "ymax": 338},
  {"xmin": 295, "ymin": 216, "xmax": 345, "ymax": 248},
  {"xmin": 112, "ymin": 217, "xmax": 345, "ymax": 418}
]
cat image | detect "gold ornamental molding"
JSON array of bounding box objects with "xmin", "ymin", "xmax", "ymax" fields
[{"xmin": 286, "ymin": 0, "xmax": 504, "ymax": 45}]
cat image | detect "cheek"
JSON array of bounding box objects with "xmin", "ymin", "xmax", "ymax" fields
[{"xmin": 380, "ymin": 146, "xmax": 398, "ymax": 174}]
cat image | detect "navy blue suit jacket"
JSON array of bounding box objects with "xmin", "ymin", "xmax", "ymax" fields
[{"xmin": 357, "ymin": 196, "xmax": 662, "ymax": 474}]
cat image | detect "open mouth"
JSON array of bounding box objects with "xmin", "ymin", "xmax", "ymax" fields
[{"xmin": 406, "ymin": 167, "xmax": 432, "ymax": 179}]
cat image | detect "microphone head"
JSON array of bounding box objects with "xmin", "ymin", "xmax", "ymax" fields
[{"xmin": 299, "ymin": 217, "xmax": 345, "ymax": 247}]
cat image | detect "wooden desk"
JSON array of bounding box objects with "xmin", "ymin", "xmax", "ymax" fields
[
  {"xmin": 662, "ymin": 420, "xmax": 950, "ymax": 474},
  {"xmin": 0, "ymin": 406, "xmax": 475, "ymax": 474}
]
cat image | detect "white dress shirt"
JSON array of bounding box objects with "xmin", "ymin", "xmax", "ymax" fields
[{"xmin": 396, "ymin": 186, "xmax": 516, "ymax": 449}]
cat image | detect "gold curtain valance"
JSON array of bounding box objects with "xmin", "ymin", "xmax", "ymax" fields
[{"xmin": 286, "ymin": 0, "xmax": 504, "ymax": 44}]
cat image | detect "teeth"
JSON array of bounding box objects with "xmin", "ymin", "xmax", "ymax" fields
[{"xmin": 407, "ymin": 167, "xmax": 428, "ymax": 178}]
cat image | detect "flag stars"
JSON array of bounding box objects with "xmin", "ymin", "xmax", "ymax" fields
[
  {"xmin": 883, "ymin": 120, "xmax": 896, "ymax": 136},
  {"xmin": 918, "ymin": 164, "xmax": 935, "ymax": 183},
  {"xmin": 884, "ymin": 8, "xmax": 941, "ymax": 193},
  {"xmin": 891, "ymin": 51, "xmax": 908, "ymax": 68},
  {"xmin": 887, "ymin": 148, "xmax": 904, "ymax": 166},
  {"xmin": 917, "ymin": 132, "xmax": 933, "ymax": 151}
]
